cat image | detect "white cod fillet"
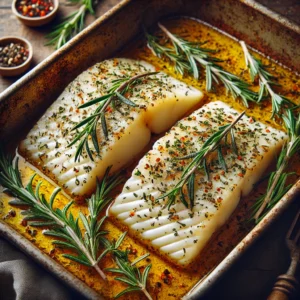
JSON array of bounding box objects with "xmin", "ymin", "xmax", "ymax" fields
[
  {"xmin": 19, "ymin": 58, "xmax": 203, "ymax": 200},
  {"xmin": 109, "ymin": 101, "xmax": 288, "ymax": 266}
]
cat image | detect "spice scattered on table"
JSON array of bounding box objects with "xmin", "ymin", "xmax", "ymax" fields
[
  {"xmin": 0, "ymin": 43, "xmax": 29, "ymax": 67},
  {"xmin": 16, "ymin": 0, "xmax": 54, "ymax": 18}
]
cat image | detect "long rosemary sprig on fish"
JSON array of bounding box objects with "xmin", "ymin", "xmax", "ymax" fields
[
  {"xmin": 0, "ymin": 152, "xmax": 121, "ymax": 280},
  {"xmin": 252, "ymin": 109, "xmax": 300, "ymax": 223},
  {"xmin": 146, "ymin": 24, "xmax": 258, "ymax": 107},
  {"xmin": 68, "ymin": 72, "xmax": 157, "ymax": 162},
  {"xmin": 240, "ymin": 41, "xmax": 295, "ymax": 118},
  {"xmin": 46, "ymin": 0, "xmax": 96, "ymax": 49},
  {"xmin": 159, "ymin": 111, "xmax": 245, "ymax": 209}
]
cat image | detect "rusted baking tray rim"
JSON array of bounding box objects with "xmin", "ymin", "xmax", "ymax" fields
[{"xmin": 0, "ymin": 0, "xmax": 300, "ymax": 299}]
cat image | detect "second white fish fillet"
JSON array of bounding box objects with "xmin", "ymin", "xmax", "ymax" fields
[
  {"xmin": 19, "ymin": 58, "xmax": 203, "ymax": 200},
  {"xmin": 109, "ymin": 101, "xmax": 288, "ymax": 266}
]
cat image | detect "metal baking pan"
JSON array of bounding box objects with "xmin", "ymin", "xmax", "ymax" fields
[{"xmin": 0, "ymin": 0, "xmax": 299, "ymax": 299}]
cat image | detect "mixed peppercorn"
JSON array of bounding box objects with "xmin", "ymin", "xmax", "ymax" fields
[
  {"xmin": 16, "ymin": 0, "xmax": 54, "ymax": 18},
  {"xmin": 0, "ymin": 43, "xmax": 29, "ymax": 67}
]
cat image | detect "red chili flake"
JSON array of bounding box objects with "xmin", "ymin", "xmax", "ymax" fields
[
  {"xmin": 124, "ymin": 92, "xmax": 131, "ymax": 98},
  {"xmin": 156, "ymin": 158, "xmax": 161, "ymax": 163},
  {"xmin": 237, "ymin": 155, "xmax": 243, "ymax": 160},
  {"xmin": 217, "ymin": 197, "xmax": 223, "ymax": 203},
  {"xmin": 161, "ymin": 269, "xmax": 173, "ymax": 285},
  {"xmin": 144, "ymin": 164, "xmax": 150, "ymax": 169},
  {"xmin": 106, "ymin": 106, "xmax": 113, "ymax": 113},
  {"xmin": 8, "ymin": 209, "xmax": 16, "ymax": 217},
  {"xmin": 238, "ymin": 173, "xmax": 244, "ymax": 177},
  {"xmin": 170, "ymin": 214, "xmax": 179, "ymax": 221},
  {"xmin": 21, "ymin": 219, "xmax": 27, "ymax": 226},
  {"xmin": 129, "ymin": 211, "xmax": 135, "ymax": 217},
  {"xmin": 266, "ymin": 129, "xmax": 270, "ymax": 133},
  {"xmin": 158, "ymin": 145, "xmax": 164, "ymax": 151},
  {"xmin": 73, "ymin": 167, "xmax": 79, "ymax": 173},
  {"xmin": 217, "ymin": 188, "xmax": 221, "ymax": 192},
  {"xmin": 214, "ymin": 174, "xmax": 220, "ymax": 180}
]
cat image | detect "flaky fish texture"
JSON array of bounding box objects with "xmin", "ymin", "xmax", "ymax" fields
[
  {"xmin": 19, "ymin": 58, "xmax": 203, "ymax": 200},
  {"xmin": 109, "ymin": 101, "xmax": 288, "ymax": 266}
]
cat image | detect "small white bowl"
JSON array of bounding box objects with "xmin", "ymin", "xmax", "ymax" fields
[
  {"xmin": 12, "ymin": 0, "xmax": 59, "ymax": 27},
  {"xmin": 0, "ymin": 36, "xmax": 33, "ymax": 77}
]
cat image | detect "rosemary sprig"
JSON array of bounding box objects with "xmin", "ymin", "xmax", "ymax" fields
[
  {"xmin": 0, "ymin": 151, "xmax": 153, "ymax": 296},
  {"xmin": 252, "ymin": 109, "xmax": 300, "ymax": 223},
  {"xmin": 68, "ymin": 72, "xmax": 157, "ymax": 162},
  {"xmin": 97, "ymin": 232, "xmax": 129, "ymax": 262},
  {"xmin": 145, "ymin": 31, "xmax": 191, "ymax": 76},
  {"xmin": 146, "ymin": 24, "xmax": 258, "ymax": 107},
  {"xmin": 240, "ymin": 41, "xmax": 295, "ymax": 118},
  {"xmin": 0, "ymin": 151, "xmax": 121, "ymax": 280},
  {"xmin": 46, "ymin": 0, "xmax": 95, "ymax": 49},
  {"xmin": 159, "ymin": 111, "xmax": 245, "ymax": 209},
  {"xmin": 106, "ymin": 254, "xmax": 152, "ymax": 300}
]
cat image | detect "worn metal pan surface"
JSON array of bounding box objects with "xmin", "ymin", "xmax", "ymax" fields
[{"xmin": 0, "ymin": 0, "xmax": 299, "ymax": 299}]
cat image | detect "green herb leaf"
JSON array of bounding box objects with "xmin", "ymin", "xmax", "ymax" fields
[{"xmin": 240, "ymin": 41, "xmax": 295, "ymax": 118}]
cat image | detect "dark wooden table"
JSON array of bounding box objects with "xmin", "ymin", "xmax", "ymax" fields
[{"xmin": 0, "ymin": 0, "xmax": 299, "ymax": 299}]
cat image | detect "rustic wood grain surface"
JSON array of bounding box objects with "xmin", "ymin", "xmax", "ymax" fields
[
  {"xmin": 0, "ymin": 0, "xmax": 120, "ymax": 91},
  {"xmin": 0, "ymin": 1, "xmax": 299, "ymax": 300}
]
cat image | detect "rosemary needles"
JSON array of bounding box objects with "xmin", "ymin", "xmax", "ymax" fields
[
  {"xmin": 46, "ymin": 0, "xmax": 95, "ymax": 49},
  {"xmin": 0, "ymin": 152, "xmax": 121, "ymax": 280},
  {"xmin": 240, "ymin": 41, "xmax": 295, "ymax": 118},
  {"xmin": 160, "ymin": 111, "xmax": 245, "ymax": 209},
  {"xmin": 0, "ymin": 151, "xmax": 153, "ymax": 298},
  {"xmin": 69, "ymin": 72, "xmax": 157, "ymax": 162},
  {"xmin": 252, "ymin": 109, "xmax": 300, "ymax": 223},
  {"xmin": 146, "ymin": 24, "xmax": 258, "ymax": 107},
  {"xmin": 106, "ymin": 254, "xmax": 152, "ymax": 299}
]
